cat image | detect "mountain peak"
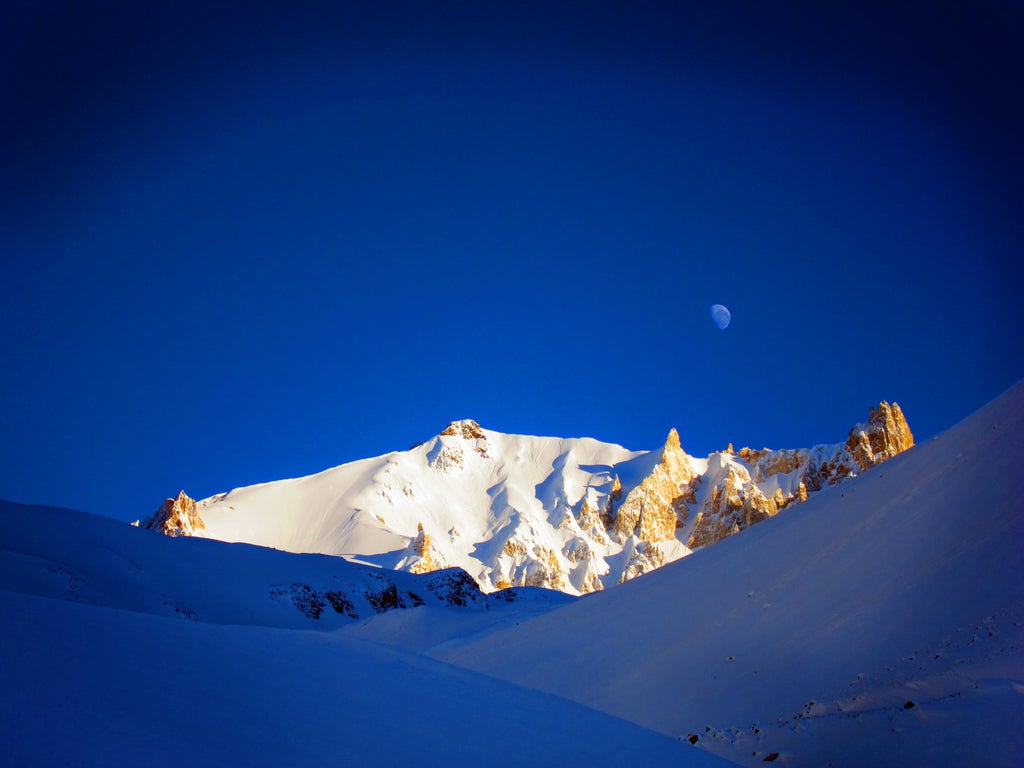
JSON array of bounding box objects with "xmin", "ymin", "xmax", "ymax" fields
[
  {"xmin": 846, "ymin": 401, "xmax": 914, "ymax": 470},
  {"xmin": 137, "ymin": 490, "xmax": 204, "ymax": 537},
  {"xmin": 439, "ymin": 419, "xmax": 486, "ymax": 440}
]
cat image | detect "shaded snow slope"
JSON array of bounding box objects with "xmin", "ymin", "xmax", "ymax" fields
[
  {"xmin": 0, "ymin": 590, "xmax": 731, "ymax": 767},
  {"xmin": 0, "ymin": 500, "xmax": 568, "ymax": 630},
  {"xmin": 0, "ymin": 501, "xmax": 729, "ymax": 766},
  {"xmin": 436, "ymin": 383, "xmax": 1024, "ymax": 766}
]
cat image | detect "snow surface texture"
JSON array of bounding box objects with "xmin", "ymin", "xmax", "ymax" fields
[
  {"xmin": 0, "ymin": 501, "xmax": 719, "ymax": 766},
  {"xmin": 144, "ymin": 410, "xmax": 908, "ymax": 595},
  {"xmin": 436, "ymin": 382, "xmax": 1024, "ymax": 766}
]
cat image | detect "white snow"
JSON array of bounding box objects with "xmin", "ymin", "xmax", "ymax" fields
[
  {"xmin": 0, "ymin": 500, "xmax": 723, "ymax": 767},
  {"xmin": 3, "ymin": 386, "xmax": 1022, "ymax": 766},
  {"xmin": 434, "ymin": 382, "xmax": 1024, "ymax": 766},
  {"xmin": 189, "ymin": 424, "xmax": 649, "ymax": 592}
]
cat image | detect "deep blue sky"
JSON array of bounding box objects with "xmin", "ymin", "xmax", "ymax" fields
[{"xmin": 3, "ymin": 2, "xmax": 1022, "ymax": 523}]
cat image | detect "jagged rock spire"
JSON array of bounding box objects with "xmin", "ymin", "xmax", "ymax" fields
[
  {"xmin": 138, "ymin": 490, "xmax": 205, "ymax": 537},
  {"xmin": 846, "ymin": 402, "xmax": 914, "ymax": 470},
  {"xmin": 611, "ymin": 428, "xmax": 697, "ymax": 544}
]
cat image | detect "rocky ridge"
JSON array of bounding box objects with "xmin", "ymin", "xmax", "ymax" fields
[
  {"xmin": 139, "ymin": 490, "xmax": 205, "ymax": 537},
  {"xmin": 140, "ymin": 409, "xmax": 913, "ymax": 595},
  {"xmin": 685, "ymin": 402, "xmax": 914, "ymax": 549}
]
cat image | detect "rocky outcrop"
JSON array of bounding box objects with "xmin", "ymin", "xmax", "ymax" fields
[
  {"xmin": 494, "ymin": 533, "xmax": 571, "ymax": 593},
  {"xmin": 427, "ymin": 420, "xmax": 492, "ymax": 472},
  {"xmin": 600, "ymin": 475, "xmax": 622, "ymax": 531},
  {"xmin": 137, "ymin": 491, "xmax": 205, "ymax": 537},
  {"xmin": 439, "ymin": 419, "xmax": 490, "ymax": 456},
  {"xmin": 521, "ymin": 545, "xmax": 570, "ymax": 591},
  {"xmin": 440, "ymin": 419, "xmax": 486, "ymax": 441},
  {"xmin": 611, "ymin": 429, "xmax": 697, "ymax": 544},
  {"xmin": 687, "ymin": 462, "xmax": 778, "ymax": 549},
  {"xmin": 401, "ymin": 523, "xmax": 448, "ymax": 575},
  {"xmin": 684, "ymin": 402, "xmax": 915, "ymax": 549},
  {"xmin": 619, "ymin": 541, "xmax": 671, "ymax": 583},
  {"xmin": 268, "ymin": 567, "xmax": 488, "ymax": 624},
  {"xmin": 575, "ymin": 497, "xmax": 609, "ymax": 545},
  {"xmin": 846, "ymin": 402, "xmax": 914, "ymax": 471},
  {"xmin": 422, "ymin": 568, "xmax": 487, "ymax": 608}
]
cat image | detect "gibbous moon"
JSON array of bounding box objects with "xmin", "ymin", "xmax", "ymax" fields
[{"xmin": 710, "ymin": 304, "xmax": 731, "ymax": 330}]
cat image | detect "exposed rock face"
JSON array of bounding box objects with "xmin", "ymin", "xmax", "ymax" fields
[
  {"xmin": 495, "ymin": 534, "xmax": 571, "ymax": 593},
  {"xmin": 441, "ymin": 419, "xmax": 490, "ymax": 456},
  {"xmin": 611, "ymin": 429, "xmax": 697, "ymax": 544},
  {"xmin": 686, "ymin": 461, "xmax": 778, "ymax": 549},
  {"xmin": 427, "ymin": 420, "xmax": 492, "ymax": 472},
  {"xmin": 575, "ymin": 498, "xmax": 609, "ymax": 545},
  {"xmin": 401, "ymin": 523, "xmax": 448, "ymax": 575},
  {"xmin": 685, "ymin": 402, "xmax": 915, "ymax": 549},
  {"xmin": 422, "ymin": 568, "xmax": 487, "ymax": 608},
  {"xmin": 620, "ymin": 541, "xmax": 671, "ymax": 583},
  {"xmin": 138, "ymin": 491, "xmax": 205, "ymax": 537},
  {"xmin": 267, "ymin": 566, "xmax": 488, "ymax": 624},
  {"xmin": 440, "ymin": 419, "xmax": 486, "ymax": 441},
  {"xmin": 846, "ymin": 402, "xmax": 914, "ymax": 471}
]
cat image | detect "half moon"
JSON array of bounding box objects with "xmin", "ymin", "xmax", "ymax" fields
[{"xmin": 710, "ymin": 304, "xmax": 731, "ymax": 330}]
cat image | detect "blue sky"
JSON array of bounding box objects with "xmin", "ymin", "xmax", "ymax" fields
[{"xmin": 3, "ymin": 2, "xmax": 1022, "ymax": 523}]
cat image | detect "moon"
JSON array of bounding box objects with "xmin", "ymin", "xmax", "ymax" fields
[{"xmin": 710, "ymin": 304, "xmax": 731, "ymax": 330}]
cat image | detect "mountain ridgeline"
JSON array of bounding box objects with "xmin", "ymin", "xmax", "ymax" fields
[{"xmin": 139, "ymin": 404, "xmax": 913, "ymax": 595}]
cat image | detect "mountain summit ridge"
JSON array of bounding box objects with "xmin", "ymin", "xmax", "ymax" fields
[{"xmin": 140, "ymin": 403, "xmax": 913, "ymax": 594}]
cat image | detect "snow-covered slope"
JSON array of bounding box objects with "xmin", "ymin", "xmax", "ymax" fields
[
  {"xmin": 434, "ymin": 383, "xmax": 1024, "ymax": 766},
  {"xmin": 142, "ymin": 405, "xmax": 913, "ymax": 595},
  {"xmin": 0, "ymin": 500, "xmax": 730, "ymax": 767},
  {"xmin": 0, "ymin": 499, "xmax": 571, "ymax": 630},
  {"xmin": 175, "ymin": 421, "xmax": 643, "ymax": 594},
  {"xmin": 1, "ymin": 591, "xmax": 731, "ymax": 767}
]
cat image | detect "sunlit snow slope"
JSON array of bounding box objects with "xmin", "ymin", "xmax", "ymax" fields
[
  {"xmin": 147, "ymin": 406, "xmax": 911, "ymax": 595},
  {"xmin": 167, "ymin": 422, "xmax": 649, "ymax": 593},
  {"xmin": 436, "ymin": 383, "xmax": 1024, "ymax": 767}
]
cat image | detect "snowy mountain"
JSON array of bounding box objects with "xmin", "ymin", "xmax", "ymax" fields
[
  {"xmin": 1, "ymin": 384, "xmax": 1021, "ymax": 766},
  {"xmin": 140, "ymin": 404, "xmax": 914, "ymax": 595},
  {"xmin": 431, "ymin": 381, "xmax": 1024, "ymax": 766}
]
